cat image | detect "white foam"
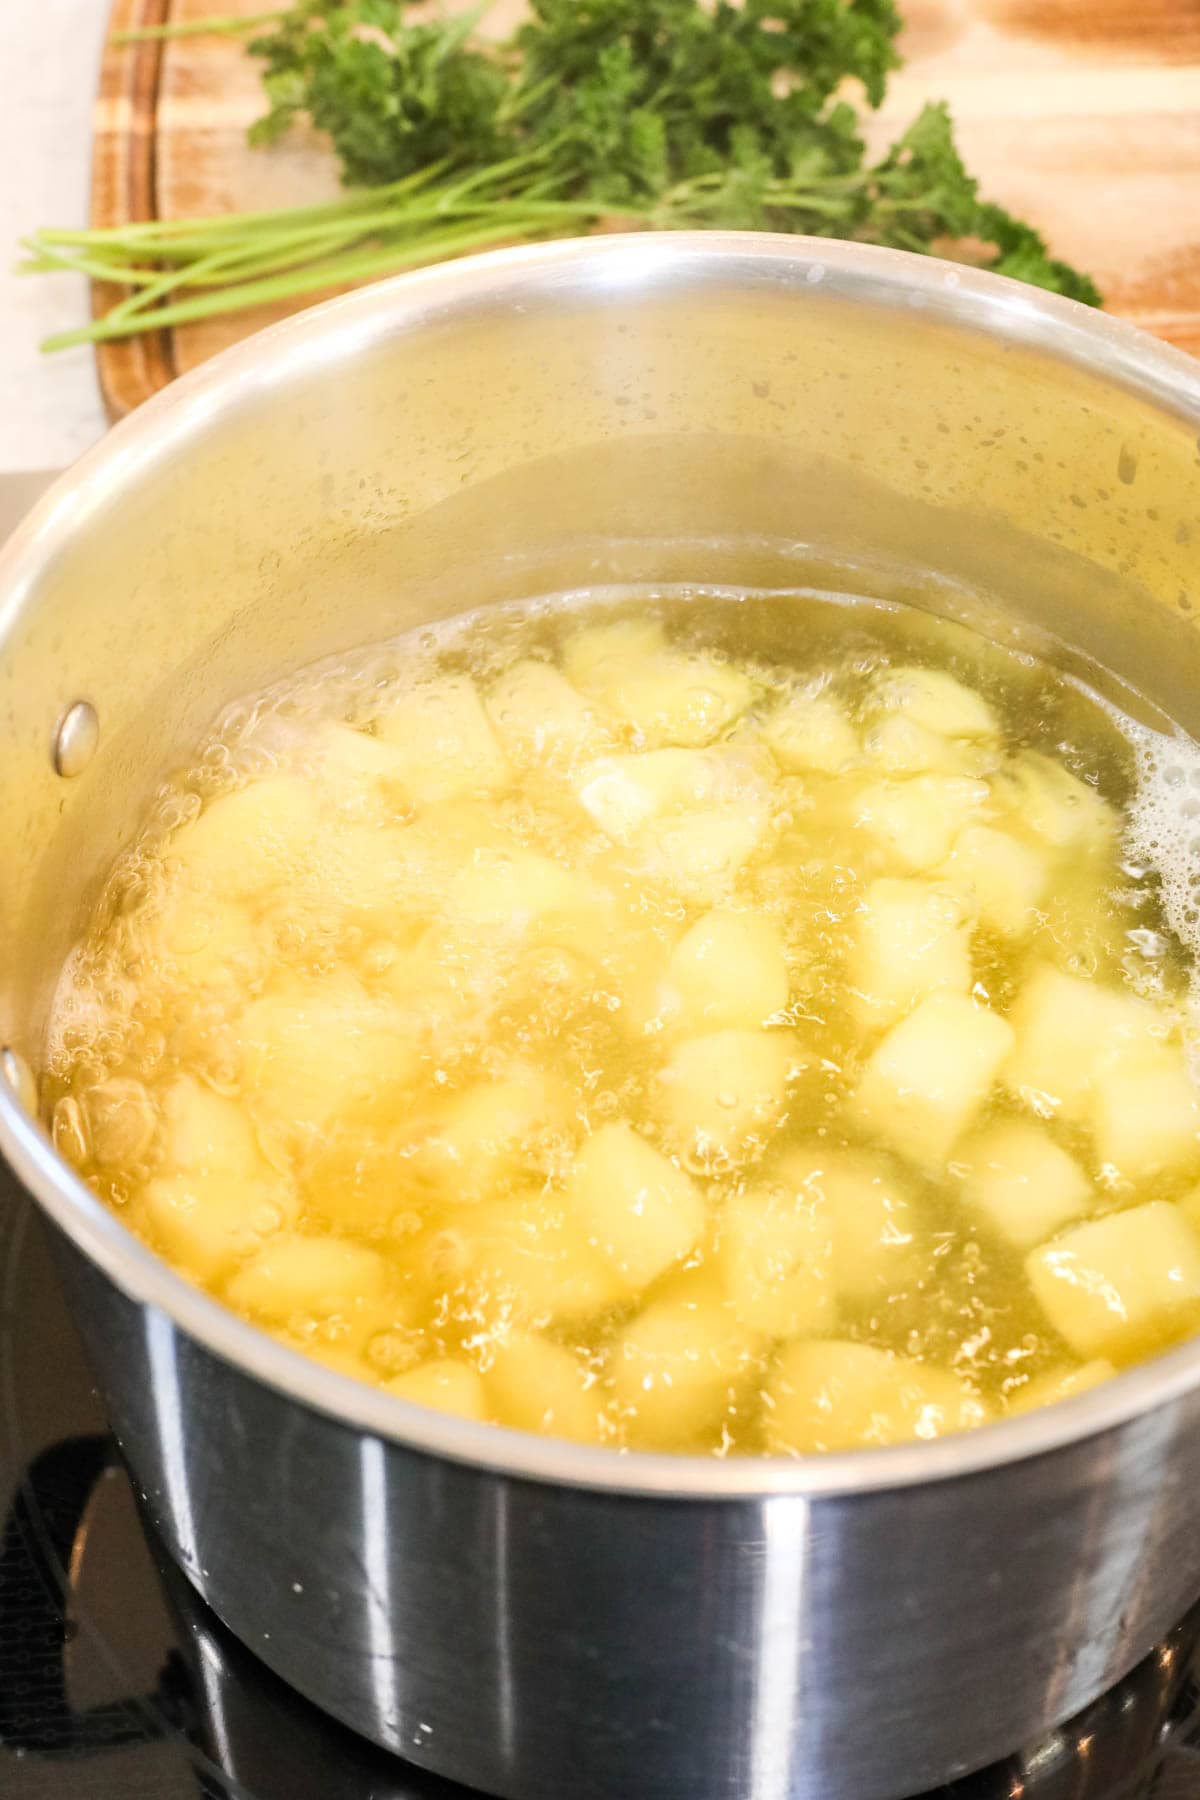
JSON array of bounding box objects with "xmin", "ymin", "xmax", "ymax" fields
[{"xmin": 1115, "ymin": 711, "xmax": 1200, "ymax": 1041}]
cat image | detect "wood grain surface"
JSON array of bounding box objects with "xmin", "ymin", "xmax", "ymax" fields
[{"xmin": 93, "ymin": 0, "xmax": 1200, "ymax": 419}]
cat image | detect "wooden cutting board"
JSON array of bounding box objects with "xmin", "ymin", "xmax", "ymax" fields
[{"xmin": 92, "ymin": 0, "xmax": 1200, "ymax": 421}]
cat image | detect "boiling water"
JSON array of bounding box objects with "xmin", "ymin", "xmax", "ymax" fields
[{"xmin": 39, "ymin": 589, "xmax": 1200, "ymax": 1455}]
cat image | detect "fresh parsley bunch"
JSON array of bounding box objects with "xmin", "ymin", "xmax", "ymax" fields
[{"xmin": 24, "ymin": 0, "xmax": 1099, "ymax": 351}]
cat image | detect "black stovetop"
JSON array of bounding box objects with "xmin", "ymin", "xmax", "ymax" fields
[{"xmin": 3, "ymin": 1175, "xmax": 1200, "ymax": 1800}]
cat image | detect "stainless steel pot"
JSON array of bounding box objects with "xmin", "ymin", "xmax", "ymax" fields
[{"xmin": 4, "ymin": 235, "xmax": 1200, "ymax": 1800}]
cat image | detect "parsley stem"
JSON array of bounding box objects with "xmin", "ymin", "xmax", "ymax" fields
[{"xmin": 113, "ymin": 10, "xmax": 286, "ymax": 43}]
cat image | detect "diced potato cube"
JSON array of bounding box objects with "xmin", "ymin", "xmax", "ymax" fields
[
  {"xmin": 1003, "ymin": 966, "xmax": 1165, "ymax": 1122},
  {"xmin": 168, "ymin": 776, "xmax": 319, "ymax": 901},
  {"xmin": 567, "ymin": 620, "xmax": 753, "ymax": 747},
  {"xmin": 576, "ymin": 747, "xmax": 774, "ymax": 902},
  {"xmin": 719, "ymin": 1179, "xmax": 835, "ymax": 1337},
  {"xmin": 161, "ymin": 1076, "xmax": 264, "ymax": 1177},
  {"xmin": 853, "ymin": 992, "xmax": 1014, "ymax": 1166},
  {"xmin": 862, "ymin": 714, "xmax": 988, "ymax": 778},
  {"xmin": 957, "ymin": 1120, "xmax": 1092, "ymax": 1248},
  {"xmin": 449, "ymin": 847, "xmax": 607, "ymax": 938},
  {"xmin": 407, "ymin": 1070, "xmax": 570, "ymax": 1204},
  {"xmin": 764, "ymin": 1340, "xmax": 986, "ymax": 1454},
  {"xmin": 762, "ymin": 687, "xmax": 858, "ymax": 774},
  {"xmin": 776, "ymin": 1147, "xmax": 917, "ymax": 1305},
  {"xmin": 639, "ymin": 807, "xmax": 770, "ymax": 905},
  {"xmin": 993, "ymin": 751, "xmax": 1115, "ymax": 851},
  {"xmin": 301, "ymin": 1128, "xmax": 424, "ymax": 1237},
  {"xmin": 657, "ymin": 909, "xmax": 790, "ymax": 1032},
  {"xmin": 627, "ymin": 650, "xmax": 756, "ymax": 748},
  {"xmin": 292, "ymin": 820, "xmax": 413, "ymax": 928},
  {"xmin": 612, "ymin": 1289, "xmax": 759, "ymax": 1448},
  {"xmin": 484, "ymin": 1333, "xmax": 607, "ymax": 1443},
  {"xmin": 937, "ymin": 824, "xmax": 1048, "ymax": 938},
  {"xmin": 376, "ymin": 674, "xmax": 510, "ymax": 805},
  {"xmin": 386, "ymin": 1358, "xmax": 488, "ymax": 1421},
  {"xmin": 565, "ymin": 1122, "xmax": 705, "ymax": 1292},
  {"xmin": 575, "ymin": 749, "xmax": 726, "ymax": 843},
  {"xmin": 1008, "ymin": 1359, "xmax": 1115, "ymax": 1415},
  {"xmin": 307, "ymin": 722, "xmax": 411, "ymax": 817},
  {"xmin": 433, "ymin": 1191, "xmax": 626, "ymax": 1326},
  {"xmin": 226, "ymin": 1231, "xmax": 392, "ymax": 1323},
  {"xmin": 238, "ymin": 977, "xmax": 418, "ymax": 1137},
  {"xmin": 1092, "ymin": 1054, "xmax": 1200, "ymax": 1179},
  {"xmin": 872, "ymin": 666, "xmax": 999, "ymax": 739},
  {"xmin": 657, "ymin": 1030, "xmax": 798, "ymax": 1164},
  {"xmin": 853, "ymin": 776, "xmax": 990, "ymax": 873},
  {"xmin": 143, "ymin": 1170, "xmax": 295, "ymax": 1283},
  {"xmin": 561, "ymin": 616, "xmax": 666, "ymax": 692},
  {"xmin": 848, "ymin": 877, "xmax": 972, "ymax": 1027},
  {"xmin": 486, "ymin": 659, "xmax": 607, "ymax": 767},
  {"xmin": 1026, "ymin": 1201, "xmax": 1200, "ymax": 1358}
]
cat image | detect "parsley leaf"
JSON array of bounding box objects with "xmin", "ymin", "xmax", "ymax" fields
[{"xmin": 24, "ymin": 0, "xmax": 1100, "ymax": 348}]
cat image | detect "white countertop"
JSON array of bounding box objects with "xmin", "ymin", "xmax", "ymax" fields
[{"xmin": 0, "ymin": 0, "xmax": 112, "ymax": 475}]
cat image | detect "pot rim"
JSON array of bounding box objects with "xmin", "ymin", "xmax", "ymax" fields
[{"xmin": 6, "ymin": 230, "xmax": 1200, "ymax": 1500}]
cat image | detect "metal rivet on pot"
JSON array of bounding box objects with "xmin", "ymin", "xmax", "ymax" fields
[
  {"xmin": 0, "ymin": 1047, "xmax": 37, "ymax": 1116},
  {"xmin": 54, "ymin": 700, "xmax": 99, "ymax": 778}
]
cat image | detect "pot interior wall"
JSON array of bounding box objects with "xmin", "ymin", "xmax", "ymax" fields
[{"xmin": 3, "ymin": 260, "xmax": 1200, "ymax": 1052}]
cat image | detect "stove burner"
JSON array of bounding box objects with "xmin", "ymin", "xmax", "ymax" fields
[{"xmin": 2, "ymin": 1176, "xmax": 1199, "ymax": 1800}]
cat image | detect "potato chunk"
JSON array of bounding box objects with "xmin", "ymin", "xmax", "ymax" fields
[
  {"xmin": 1008, "ymin": 1359, "xmax": 1115, "ymax": 1415},
  {"xmin": 1003, "ymin": 965, "xmax": 1165, "ymax": 1122},
  {"xmin": 1025, "ymin": 1202, "xmax": 1200, "ymax": 1359},
  {"xmin": 993, "ymin": 751, "xmax": 1115, "ymax": 851},
  {"xmin": 777, "ymin": 1147, "xmax": 917, "ymax": 1305},
  {"xmin": 484, "ymin": 1333, "xmax": 607, "ymax": 1443},
  {"xmin": 639, "ymin": 808, "xmax": 770, "ymax": 905},
  {"xmin": 306, "ymin": 722, "xmax": 411, "ymax": 819},
  {"xmin": 853, "ymin": 776, "xmax": 990, "ymax": 873},
  {"xmin": 448, "ymin": 847, "xmax": 607, "ymax": 938},
  {"xmin": 376, "ymin": 674, "xmax": 510, "ymax": 805},
  {"xmin": 576, "ymin": 747, "xmax": 762, "ymax": 843},
  {"xmin": 160, "ymin": 1075, "xmax": 264, "ymax": 1177},
  {"xmin": 719, "ymin": 1179, "xmax": 835, "ymax": 1338},
  {"xmin": 657, "ymin": 909, "xmax": 790, "ymax": 1033},
  {"xmin": 226, "ymin": 1231, "xmax": 392, "ymax": 1323},
  {"xmin": 168, "ymin": 776, "xmax": 319, "ymax": 901},
  {"xmin": 1092, "ymin": 1054, "xmax": 1200, "ymax": 1179},
  {"xmin": 762, "ymin": 687, "xmax": 858, "ymax": 774},
  {"xmin": 872, "ymin": 666, "xmax": 1000, "ymax": 740},
  {"xmin": 562, "ymin": 616, "xmax": 666, "ymax": 691},
  {"xmin": 564, "ymin": 1122, "xmax": 705, "ymax": 1292},
  {"xmin": 957, "ymin": 1120, "xmax": 1092, "ymax": 1249},
  {"xmin": 406, "ymin": 1070, "xmax": 570, "ymax": 1204},
  {"xmin": 937, "ymin": 825, "xmax": 1048, "ymax": 939},
  {"xmin": 386, "ymin": 1359, "xmax": 488, "ymax": 1421},
  {"xmin": 848, "ymin": 877, "xmax": 972, "ymax": 1028},
  {"xmin": 764, "ymin": 1340, "xmax": 985, "ymax": 1454},
  {"xmin": 143, "ymin": 1170, "xmax": 295, "ymax": 1284},
  {"xmin": 853, "ymin": 993, "xmax": 1014, "ymax": 1166},
  {"xmin": 290, "ymin": 818, "xmax": 413, "ymax": 929},
  {"xmin": 486, "ymin": 659, "xmax": 607, "ymax": 768},
  {"xmin": 433, "ymin": 1191, "xmax": 625, "ymax": 1327},
  {"xmin": 238, "ymin": 977, "xmax": 418, "ymax": 1138},
  {"xmin": 612, "ymin": 1288, "xmax": 759, "ymax": 1448},
  {"xmin": 657, "ymin": 1030, "xmax": 797, "ymax": 1164},
  {"xmin": 568, "ymin": 624, "xmax": 754, "ymax": 747},
  {"xmin": 862, "ymin": 715, "xmax": 987, "ymax": 778}
]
